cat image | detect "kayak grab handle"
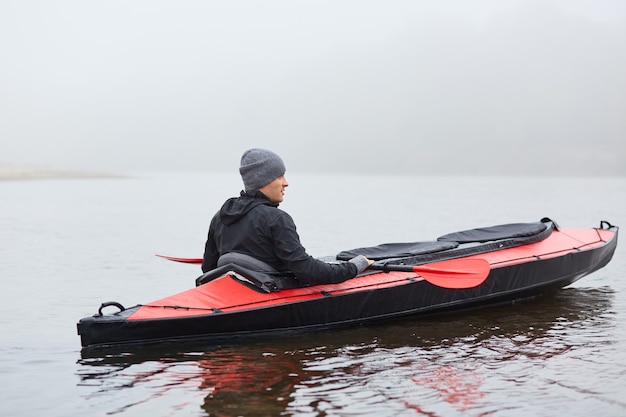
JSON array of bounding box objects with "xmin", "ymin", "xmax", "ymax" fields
[
  {"xmin": 96, "ymin": 301, "xmax": 126, "ymax": 317},
  {"xmin": 600, "ymin": 220, "xmax": 615, "ymax": 229}
]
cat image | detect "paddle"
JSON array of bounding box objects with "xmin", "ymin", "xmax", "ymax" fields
[
  {"xmin": 156, "ymin": 254, "xmax": 490, "ymax": 289},
  {"xmin": 155, "ymin": 254, "xmax": 203, "ymax": 264},
  {"xmin": 370, "ymin": 258, "xmax": 490, "ymax": 289}
]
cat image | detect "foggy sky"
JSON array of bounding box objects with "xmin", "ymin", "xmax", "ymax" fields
[{"xmin": 1, "ymin": 0, "xmax": 625, "ymax": 176}]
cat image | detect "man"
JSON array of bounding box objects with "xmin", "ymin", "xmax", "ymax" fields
[{"xmin": 202, "ymin": 148, "xmax": 373, "ymax": 286}]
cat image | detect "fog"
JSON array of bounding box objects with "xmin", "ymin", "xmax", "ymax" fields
[{"xmin": 1, "ymin": 0, "xmax": 625, "ymax": 176}]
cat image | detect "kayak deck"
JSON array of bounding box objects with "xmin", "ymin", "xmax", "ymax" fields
[{"xmin": 129, "ymin": 226, "xmax": 614, "ymax": 320}]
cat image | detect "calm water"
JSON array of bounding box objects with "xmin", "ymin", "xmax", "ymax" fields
[{"xmin": 1, "ymin": 173, "xmax": 624, "ymax": 417}]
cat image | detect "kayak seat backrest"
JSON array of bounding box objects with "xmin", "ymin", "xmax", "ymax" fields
[
  {"xmin": 196, "ymin": 263, "xmax": 300, "ymax": 293},
  {"xmin": 217, "ymin": 252, "xmax": 280, "ymax": 274}
]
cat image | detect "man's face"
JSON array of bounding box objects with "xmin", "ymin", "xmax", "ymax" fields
[{"xmin": 259, "ymin": 174, "xmax": 288, "ymax": 204}]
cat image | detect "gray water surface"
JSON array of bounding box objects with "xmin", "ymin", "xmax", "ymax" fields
[{"xmin": 1, "ymin": 173, "xmax": 624, "ymax": 416}]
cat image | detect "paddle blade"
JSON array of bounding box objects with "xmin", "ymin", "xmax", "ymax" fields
[
  {"xmin": 413, "ymin": 258, "xmax": 490, "ymax": 289},
  {"xmin": 155, "ymin": 254, "xmax": 203, "ymax": 264}
]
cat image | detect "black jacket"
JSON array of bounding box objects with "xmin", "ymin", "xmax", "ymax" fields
[{"xmin": 202, "ymin": 191, "xmax": 357, "ymax": 285}]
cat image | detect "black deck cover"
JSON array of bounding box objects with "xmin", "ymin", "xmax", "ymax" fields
[
  {"xmin": 437, "ymin": 221, "xmax": 548, "ymax": 243},
  {"xmin": 337, "ymin": 219, "xmax": 553, "ymax": 262},
  {"xmin": 336, "ymin": 241, "xmax": 458, "ymax": 261}
]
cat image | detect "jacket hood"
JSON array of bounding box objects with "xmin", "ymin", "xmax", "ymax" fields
[{"xmin": 219, "ymin": 191, "xmax": 277, "ymax": 225}]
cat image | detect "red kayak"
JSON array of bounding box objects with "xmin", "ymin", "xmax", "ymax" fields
[{"xmin": 77, "ymin": 218, "xmax": 618, "ymax": 349}]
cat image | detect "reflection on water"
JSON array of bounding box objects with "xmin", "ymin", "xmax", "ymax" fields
[{"xmin": 77, "ymin": 287, "xmax": 616, "ymax": 416}]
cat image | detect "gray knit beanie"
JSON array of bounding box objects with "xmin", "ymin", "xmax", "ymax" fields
[{"xmin": 239, "ymin": 148, "xmax": 286, "ymax": 191}]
